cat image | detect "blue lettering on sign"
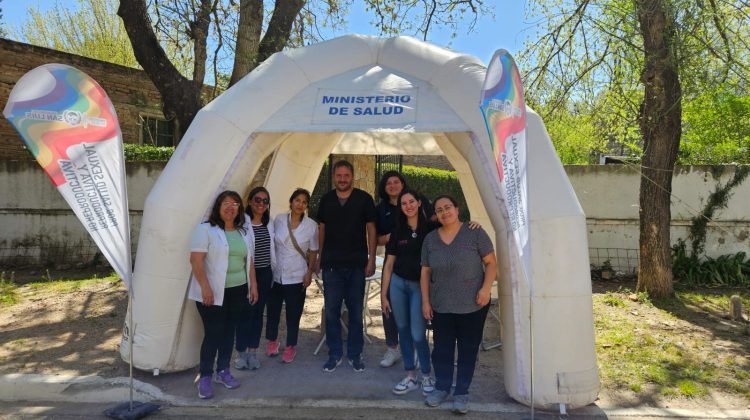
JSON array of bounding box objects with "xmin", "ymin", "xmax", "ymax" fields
[
  {"xmin": 353, "ymin": 106, "xmax": 404, "ymax": 115},
  {"xmin": 322, "ymin": 94, "xmax": 411, "ymax": 118}
]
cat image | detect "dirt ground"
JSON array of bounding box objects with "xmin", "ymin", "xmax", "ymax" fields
[{"xmin": 1, "ymin": 270, "xmax": 748, "ymax": 411}]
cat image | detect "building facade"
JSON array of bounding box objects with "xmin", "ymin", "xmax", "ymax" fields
[{"xmin": 1, "ymin": 38, "xmax": 174, "ymax": 160}]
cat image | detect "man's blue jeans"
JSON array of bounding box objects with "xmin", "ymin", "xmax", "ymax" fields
[{"xmin": 322, "ymin": 267, "xmax": 365, "ymax": 360}]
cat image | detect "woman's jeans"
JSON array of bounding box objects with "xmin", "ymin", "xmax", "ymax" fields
[
  {"xmin": 389, "ymin": 273, "xmax": 430, "ymax": 374},
  {"xmin": 237, "ymin": 266, "xmax": 272, "ymax": 350},
  {"xmin": 431, "ymin": 305, "xmax": 489, "ymax": 395},
  {"xmin": 196, "ymin": 283, "xmax": 248, "ymax": 378},
  {"xmin": 265, "ymin": 281, "xmax": 307, "ymax": 346}
]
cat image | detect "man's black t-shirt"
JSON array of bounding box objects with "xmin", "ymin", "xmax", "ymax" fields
[
  {"xmin": 385, "ymin": 220, "xmax": 440, "ymax": 281},
  {"xmin": 317, "ymin": 188, "xmax": 377, "ymax": 269}
]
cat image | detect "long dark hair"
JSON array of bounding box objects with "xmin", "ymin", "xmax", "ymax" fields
[
  {"xmin": 208, "ymin": 190, "xmax": 246, "ymax": 233},
  {"xmin": 377, "ymin": 170, "xmax": 407, "ymax": 202},
  {"xmin": 246, "ymin": 186, "xmax": 270, "ymax": 225},
  {"xmin": 289, "ymin": 188, "xmax": 311, "ymax": 221},
  {"xmin": 395, "ymin": 188, "xmax": 427, "ymax": 235}
]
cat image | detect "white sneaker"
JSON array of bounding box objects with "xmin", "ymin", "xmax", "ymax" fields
[
  {"xmin": 379, "ymin": 347, "xmax": 401, "ymax": 368},
  {"xmin": 392, "ymin": 376, "xmax": 419, "ymax": 395},
  {"xmin": 421, "ymin": 376, "xmax": 435, "ymax": 395}
]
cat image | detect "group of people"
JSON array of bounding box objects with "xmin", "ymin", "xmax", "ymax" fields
[{"xmin": 187, "ymin": 160, "xmax": 497, "ymax": 414}]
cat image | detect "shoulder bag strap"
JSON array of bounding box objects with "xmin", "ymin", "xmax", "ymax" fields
[{"xmin": 287, "ymin": 215, "xmax": 308, "ymax": 263}]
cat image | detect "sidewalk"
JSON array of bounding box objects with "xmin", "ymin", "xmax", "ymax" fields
[{"xmin": 2, "ymin": 372, "xmax": 750, "ymax": 419}]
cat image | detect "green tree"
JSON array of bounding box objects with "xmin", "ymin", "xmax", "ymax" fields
[
  {"xmin": 523, "ymin": 0, "xmax": 750, "ymax": 297},
  {"xmin": 118, "ymin": 0, "xmax": 490, "ymax": 138},
  {"xmin": 10, "ymin": 0, "xmax": 138, "ymax": 68},
  {"xmin": 680, "ymin": 86, "xmax": 750, "ymax": 164}
]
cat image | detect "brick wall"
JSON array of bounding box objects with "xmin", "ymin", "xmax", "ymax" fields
[{"xmin": 0, "ymin": 39, "xmax": 165, "ymax": 160}]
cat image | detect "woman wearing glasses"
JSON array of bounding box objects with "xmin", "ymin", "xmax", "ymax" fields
[
  {"xmin": 381, "ymin": 190, "xmax": 480, "ymax": 397},
  {"xmin": 266, "ymin": 188, "xmax": 319, "ymax": 363},
  {"xmin": 235, "ymin": 187, "xmax": 276, "ymax": 370},
  {"xmin": 420, "ymin": 195, "xmax": 496, "ymax": 414},
  {"xmin": 189, "ymin": 190, "xmax": 258, "ymax": 399}
]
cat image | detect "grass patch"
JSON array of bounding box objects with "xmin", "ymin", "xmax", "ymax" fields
[
  {"xmin": 594, "ymin": 288, "xmax": 750, "ymax": 401},
  {"xmin": 602, "ymin": 292, "xmax": 626, "ymax": 307},
  {"xmin": 26, "ymin": 274, "xmax": 119, "ymax": 294},
  {"xmin": 0, "ymin": 277, "xmax": 18, "ymax": 305}
]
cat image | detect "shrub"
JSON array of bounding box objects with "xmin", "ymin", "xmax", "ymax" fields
[
  {"xmin": 402, "ymin": 165, "xmax": 471, "ymax": 221},
  {"xmin": 124, "ymin": 144, "xmax": 175, "ymax": 161}
]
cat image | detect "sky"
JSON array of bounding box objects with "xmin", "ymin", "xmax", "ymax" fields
[{"xmin": 2, "ymin": 0, "xmax": 532, "ymax": 64}]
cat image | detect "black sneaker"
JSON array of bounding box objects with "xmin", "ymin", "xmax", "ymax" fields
[
  {"xmin": 323, "ymin": 357, "xmax": 342, "ymax": 372},
  {"xmin": 348, "ymin": 356, "xmax": 365, "ymax": 372}
]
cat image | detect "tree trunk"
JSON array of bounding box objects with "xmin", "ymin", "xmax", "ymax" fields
[
  {"xmin": 635, "ymin": 0, "xmax": 681, "ymax": 298},
  {"xmin": 118, "ymin": 0, "xmax": 202, "ymax": 139},
  {"xmin": 229, "ymin": 0, "xmax": 263, "ymax": 87},
  {"xmin": 190, "ymin": 0, "xmax": 215, "ymax": 88},
  {"xmin": 257, "ymin": 1, "xmax": 306, "ymax": 64}
]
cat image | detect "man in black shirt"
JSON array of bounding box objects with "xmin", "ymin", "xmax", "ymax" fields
[{"xmin": 316, "ymin": 160, "xmax": 377, "ymax": 372}]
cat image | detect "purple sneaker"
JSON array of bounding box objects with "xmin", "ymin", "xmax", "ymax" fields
[
  {"xmin": 197, "ymin": 376, "xmax": 214, "ymax": 399},
  {"xmin": 215, "ymin": 369, "xmax": 241, "ymax": 389}
]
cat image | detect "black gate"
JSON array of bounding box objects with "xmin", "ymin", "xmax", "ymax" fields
[{"xmin": 375, "ymin": 155, "xmax": 403, "ymax": 183}]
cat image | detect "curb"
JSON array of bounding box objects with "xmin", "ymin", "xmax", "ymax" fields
[
  {"xmin": 2, "ymin": 374, "xmax": 749, "ymax": 419},
  {"xmin": 0, "ymin": 374, "xmax": 167, "ymax": 404}
]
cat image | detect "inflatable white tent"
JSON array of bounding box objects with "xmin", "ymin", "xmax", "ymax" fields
[{"xmin": 122, "ymin": 35, "xmax": 599, "ymax": 409}]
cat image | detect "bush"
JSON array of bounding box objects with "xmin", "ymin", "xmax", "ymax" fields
[
  {"xmin": 672, "ymin": 239, "xmax": 750, "ymax": 287},
  {"xmin": 402, "ymin": 165, "xmax": 470, "ymax": 221},
  {"xmin": 124, "ymin": 144, "xmax": 175, "ymax": 161}
]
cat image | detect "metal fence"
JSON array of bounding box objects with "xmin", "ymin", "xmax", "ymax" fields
[
  {"xmin": 375, "ymin": 155, "xmax": 403, "ymax": 183},
  {"xmin": 588, "ymin": 247, "xmax": 639, "ymax": 274}
]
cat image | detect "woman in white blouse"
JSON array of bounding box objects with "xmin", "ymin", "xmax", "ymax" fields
[{"xmin": 266, "ymin": 188, "xmax": 319, "ymax": 363}]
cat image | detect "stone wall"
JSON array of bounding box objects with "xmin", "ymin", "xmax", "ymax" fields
[{"xmin": 0, "ymin": 39, "xmax": 166, "ymax": 159}]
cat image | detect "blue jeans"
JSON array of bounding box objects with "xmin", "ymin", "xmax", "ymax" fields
[
  {"xmin": 322, "ymin": 267, "xmax": 365, "ymax": 359},
  {"xmin": 388, "ymin": 273, "xmax": 430, "ymax": 375}
]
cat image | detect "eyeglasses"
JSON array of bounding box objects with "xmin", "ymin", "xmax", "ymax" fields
[
  {"xmin": 434, "ymin": 204, "xmax": 455, "ymax": 215},
  {"xmin": 253, "ymin": 197, "xmax": 270, "ymax": 205},
  {"xmin": 221, "ymin": 202, "xmax": 240, "ymax": 208}
]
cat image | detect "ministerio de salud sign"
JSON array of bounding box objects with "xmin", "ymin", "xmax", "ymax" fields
[{"xmin": 312, "ymin": 88, "xmax": 417, "ymax": 125}]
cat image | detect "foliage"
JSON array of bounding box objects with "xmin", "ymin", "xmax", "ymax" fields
[
  {"xmin": 10, "ymin": 0, "xmax": 139, "ymax": 68},
  {"xmin": 402, "ymin": 165, "xmax": 470, "ymax": 221},
  {"xmin": 688, "ymin": 166, "xmax": 750, "ymax": 255},
  {"xmin": 0, "ymin": 274, "xmax": 18, "ymax": 306},
  {"xmin": 523, "ymin": 1, "xmax": 750, "ymax": 164},
  {"xmin": 680, "ymin": 88, "xmax": 750, "ymax": 164},
  {"xmin": 672, "ymin": 240, "xmax": 750, "ymax": 287},
  {"xmin": 542, "ymin": 104, "xmax": 604, "ymax": 164},
  {"xmin": 123, "ymin": 144, "xmax": 175, "ymax": 161}
]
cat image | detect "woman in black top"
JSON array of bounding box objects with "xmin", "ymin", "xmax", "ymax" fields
[{"xmin": 380, "ymin": 188, "xmax": 439, "ymax": 396}]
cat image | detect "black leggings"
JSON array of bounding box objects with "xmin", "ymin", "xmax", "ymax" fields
[
  {"xmin": 196, "ymin": 283, "xmax": 249, "ymax": 378},
  {"xmin": 265, "ymin": 281, "xmax": 307, "ymax": 346}
]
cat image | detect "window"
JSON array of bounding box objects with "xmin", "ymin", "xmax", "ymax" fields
[{"xmin": 140, "ymin": 115, "xmax": 176, "ymax": 147}]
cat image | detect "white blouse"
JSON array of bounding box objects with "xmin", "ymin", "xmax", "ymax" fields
[
  {"xmin": 272, "ymin": 213, "xmax": 319, "ymax": 285},
  {"xmin": 188, "ymin": 222, "xmax": 254, "ymax": 306}
]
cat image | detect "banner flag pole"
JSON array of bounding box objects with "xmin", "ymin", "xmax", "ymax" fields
[
  {"xmin": 479, "ymin": 50, "xmax": 534, "ymax": 416},
  {"xmin": 4, "ymin": 63, "xmax": 158, "ymax": 419}
]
